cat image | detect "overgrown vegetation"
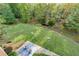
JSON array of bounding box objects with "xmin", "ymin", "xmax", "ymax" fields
[
  {"xmin": 0, "ymin": 4, "xmax": 16, "ymax": 24},
  {"xmin": 3, "ymin": 24, "xmax": 79, "ymax": 56},
  {"xmin": 8, "ymin": 51, "xmax": 17, "ymax": 56},
  {"xmin": 63, "ymin": 5, "xmax": 79, "ymax": 32},
  {"xmin": 0, "ymin": 3, "xmax": 79, "ymax": 56},
  {"xmin": 0, "ymin": 4, "xmax": 79, "ymax": 31}
]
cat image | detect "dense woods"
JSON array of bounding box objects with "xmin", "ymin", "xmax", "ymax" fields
[{"xmin": 0, "ymin": 4, "xmax": 79, "ymax": 32}]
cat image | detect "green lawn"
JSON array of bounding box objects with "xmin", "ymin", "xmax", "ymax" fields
[{"xmin": 3, "ymin": 23, "xmax": 79, "ymax": 56}]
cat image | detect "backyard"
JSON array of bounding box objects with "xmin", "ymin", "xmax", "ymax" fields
[{"xmin": 0, "ymin": 3, "xmax": 79, "ymax": 56}]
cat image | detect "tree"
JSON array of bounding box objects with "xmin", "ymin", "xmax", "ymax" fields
[
  {"xmin": 9, "ymin": 4, "xmax": 21, "ymax": 18},
  {"xmin": 0, "ymin": 4, "xmax": 16, "ymax": 24},
  {"xmin": 34, "ymin": 4, "xmax": 47, "ymax": 25},
  {"xmin": 0, "ymin": 15, "xmax": 5, "ymax": 40},
  {"xmin": 64, "ymin": 4, "xmax": 79, "ymax": 32},
  {"xmin": 47, "ymin": 4, "xmax": 58, "ymax": 26},
  {"xmin": 9, "ymin": 4, "xmax": 58, "ymax": 26},
  {"xmin": 14, "ymin": 4, "xmax": 35, "ymax": 23}
]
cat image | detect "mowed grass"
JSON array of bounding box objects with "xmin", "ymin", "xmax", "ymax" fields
[{"xmin": 3, "ymin": 23, "xmax": 79, "ymax": 56}]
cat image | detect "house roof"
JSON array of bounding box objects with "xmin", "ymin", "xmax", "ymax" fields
[{"xmin": 0, "ymin": 47, "xmax": 7, "ymax": 56}]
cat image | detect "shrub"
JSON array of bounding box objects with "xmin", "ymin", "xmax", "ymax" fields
[
  {"xmin": 8, "ymin": 51, "xmax": 17, "ymax": 56},
  {"xmin": 34, "ymin": 4, "xmax": 47, "ymax": 25},
  {"xmin": 0, "ymin": 15, "xmax": 6, "ymax": 24},
  {"xmin": 48, "ymin": 20, "xmax": 55, "ymax": 26},
  {"xmin": 12, "ymin": 35, "xmax": 26, "ymax": 43},
  {"xmin": 63, "ymin": 5, "xmax": 79, "ymax": 32},
  {"xmin": 9, "ymin": 4, "xmax": 21, "ymax": 18},
  {"xmin": 0, "ymin": 4, "xmax": 16, "ymax": 24},
  {"xmin": 14, "ymin": 4, "xmax": 34, "ymax": 23},
  {"xmin": 8, "ymin": 4, "xmax": 57, "ymax": 25}
]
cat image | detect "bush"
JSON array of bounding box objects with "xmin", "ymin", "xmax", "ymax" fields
[
  {"xmin": 63, "ymin": 5, "xmax": 79, "ymax": 32},
  {"xmin": 9, "ymin": 4, "xmax": 21, "ymax": 18},
  {"xmin": 0, "ymin": 15, "xmax": 6, "ymax": 24},
  {"xmin": 12, "ymin": 35, "xmax": 26, "ymax": 43},
  {"xmin": 0, "ymin": 4, "xmax": 16, "ymax": 24},
  {"xmin": 48, "ymin": 20, "xmax": 55, "ymax": 26},
  {"xmin": 8, "ymin": 4, "xmax": 57, "ymax": 25},
  {"xmin": 34, "ymin": 4, "xmax": 47, "ymax": 25},
  {"xmin": 8, "ymin": 51, "xmax": 17, "ymax": 56},
  {"xmin": 13, "ymin": 4, "xmax": 34, "ymax": 23}
]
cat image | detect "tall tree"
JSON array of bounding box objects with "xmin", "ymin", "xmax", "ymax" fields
[
  {"xmin": 63, "ymin": 4, "xmax": 79, "ymax": 32},
  {"xmin": 0, "ymin": 4, "xmax": 16, "ymax": 24}
]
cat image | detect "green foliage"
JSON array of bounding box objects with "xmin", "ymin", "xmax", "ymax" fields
[
  {"xmin": 9, "ymin": 4, "xmax": 57, "ymax": 26},
  {"xmin": 48, "ymin": 19, "xmax": 55, "ymax": 26},
  {"xmin": 8, "ymin": 51, "xmax": 17, "ymax": 56},
  {"xmin": 3, "ymin": 24, "xmax": 79, "ymax": 56},
  {"xmin": 13, "ymin": 35, "xmax": 26, "ymax": 43},
  {"xmin": 34, "ymin": 4, "xmax": 47, "ymax": 25},
  {"xmin": 0, "ymin": 16, "xmax": 6, "ymax": 41},
  {"xmin": 13, "ymin": 4, "xmax": 34, "ymax": 23},
  {"xmin": 9, "ymin": 4, "xmax": 21, "ymax": 18},
  {"xmin": 63, "ymin": 5, "xmax": 79, "ymax": 32},
  {"xmin": 34, "ymin": 4, "xmax": 57, "ymax": 26},
  {"xmin": 0, "ymin": 15, "xmax": 6, "ymax": 24},
  {"xmin": 1, "ymin": 3, "xmax": 79, "ymax": 31},
  {"xmin": 1, "ymin": 4, "xmax": 79, "ymax": 56},
  {"xmin": 0, "ymin": 4, "xmax": 16, "ymax": 24}
]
